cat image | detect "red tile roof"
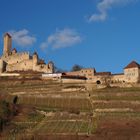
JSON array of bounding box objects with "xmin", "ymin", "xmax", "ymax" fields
[{"xmin": 124, "ymin": 61, "xmax": 140, "ymax": 69}]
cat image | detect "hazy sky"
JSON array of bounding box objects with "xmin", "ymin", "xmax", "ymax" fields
[{"xmin": 0, "ymin": 0, "xmax": 140, "ymax": 73}]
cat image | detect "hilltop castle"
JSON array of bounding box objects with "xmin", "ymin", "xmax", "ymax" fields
[
  {"xmin": 1, "ymin": 33, "xmax": 140, "ymax": 84},
  {"xmin": 0, "ymin": 33, "xmax": 54, "ymax": 73}
]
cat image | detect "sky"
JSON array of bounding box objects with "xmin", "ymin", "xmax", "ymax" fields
[{"xmin": 0, "ymin": 0, "xmax": 140, "ymax": 73}]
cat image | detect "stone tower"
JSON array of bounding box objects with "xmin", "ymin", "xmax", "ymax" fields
[
  {"xmin": 3, "ymin": 33, "xmax": 12, "ymax": 56},
  {"xmin": 33, "ymin": 52, "xmax": 38, "ymax": 66},
  {"xmin": 48, "ymin": 61, "xmax": 54, "ymax": 73}
]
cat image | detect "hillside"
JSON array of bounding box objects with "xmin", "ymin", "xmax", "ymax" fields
[{"xmin": 0, "ymin": 78, "xmax": 140, "ymax": 140}]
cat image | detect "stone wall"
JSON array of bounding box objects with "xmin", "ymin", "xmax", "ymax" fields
[
  {"xmin": 6, "ymin": 57, "xmax": 53, "ymax": 73},
  {"xmin": 33, "ymin": 64, "xmax": 53, "ymax": 73},
  {"xmin": 2, "ymin": 52, "xmax": 30, "ymax": 65},
  {"xmin": 111, "ymin": 74, "xmax": 125, "ymax": 83},
  {"xmin": 7, "ymin": 59, "xmax": 33, "ymax": 71}
]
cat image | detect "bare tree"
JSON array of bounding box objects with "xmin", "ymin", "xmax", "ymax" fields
[{"xmin": 71, "ymin": 64, "xmax": 83, "ymax": 72}]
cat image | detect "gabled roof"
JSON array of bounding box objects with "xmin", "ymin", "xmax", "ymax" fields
[{"xmin": 124, "ymin": 61, "xmax": 140, "ymax": 69}]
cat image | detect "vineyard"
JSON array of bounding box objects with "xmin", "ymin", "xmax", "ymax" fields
[{"xmin": 0, "ymin": 79, "xmax": 140, "ymax": 139}]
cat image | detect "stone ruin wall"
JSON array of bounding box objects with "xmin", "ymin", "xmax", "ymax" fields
[
  {"xmin": 33, "ymin": 64, "xmax": 53, "ymax": 73},
  {"xmin": 0, "ymin": 33, "xmax": 54, "ymax": 74},
  {"xmin": 1, "ymin": 52, "xmax": 30, "ymax": 65},
  {"xmin": 6, "ymin": 59, "xmax": 33, "ymax": 72},
  {"xmin": 6, "ymin": 59, "xmax": 53, "ymax": 73}
]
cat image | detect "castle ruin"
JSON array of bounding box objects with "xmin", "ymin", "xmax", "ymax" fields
[
  {"xmin": 0, "ymin": 33, "xmax": 54, "ymax": 73},
  {"xmin": 1, "ymin": 33, "xmax": 140, "ymax": 84}
]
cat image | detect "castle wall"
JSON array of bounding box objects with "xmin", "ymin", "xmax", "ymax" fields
[
  {"xmin": 33, "ymin": 64, "xmax": 53, "ymax": 73},
  {"xmin": 6, "ymin": 57, "xmax": 54, "ymax": 73},
  {"xmin": 2, "ymin": 52, "xmax": 30, "ymax": 65},
  {"xmin": 0, "ymin": 33, "xmax": 54, "ymax": 74},
  {"xmin": 111, "ymin": 74, "xmax": 125, "ymax": 83},
  {"xmin": 6, "ymin": 59, "xmax": 33, "ymax": 72},
  {"xmin": 91, "ymin": 76, "xmax": 102, "ymax": 83}
]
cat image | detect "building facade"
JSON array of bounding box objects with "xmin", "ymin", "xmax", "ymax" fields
[{"xmin": 124, "ymin": 61, "xmax": 140, "ymax": 83}]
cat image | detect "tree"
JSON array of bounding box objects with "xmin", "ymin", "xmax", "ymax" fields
[
  {"xmin": 53, "ymin": 64, "xmax": 67, "ymax": 73},
  {"xmin": 71, "ymin": 64, "xmax": 83, "ymax": 72}
]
